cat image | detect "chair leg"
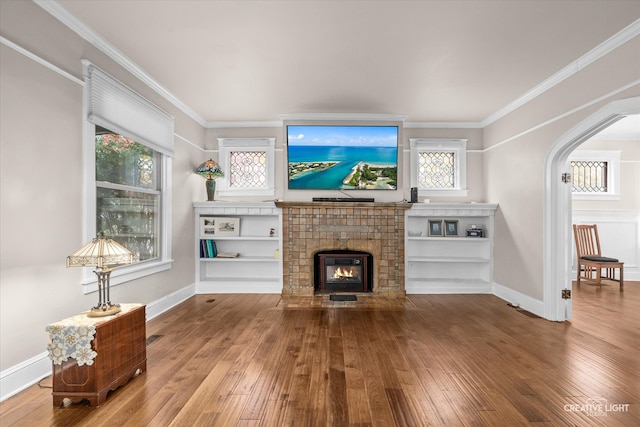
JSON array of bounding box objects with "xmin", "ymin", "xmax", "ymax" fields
[{"xmin": 576, "ymin": 264, "xmax": 581, "ymax": 286}]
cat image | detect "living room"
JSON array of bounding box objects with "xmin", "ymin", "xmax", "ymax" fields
[{"xmin": 1, "ymin": 1, "xmax": 639, "ymax": 418}]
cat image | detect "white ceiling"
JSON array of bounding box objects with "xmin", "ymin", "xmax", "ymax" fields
[
  {"xmin": 593, "ymin": 115, "xmax": 640, "ymax": 140},
  {"xmin": 49, "ymin": 1, "xmax": 640, "ymax": 126}
]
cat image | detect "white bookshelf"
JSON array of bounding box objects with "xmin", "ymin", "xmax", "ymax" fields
[
  {"xmin": 194, "ymin": 202, "xmax": 282, "ymax": 293},
  {"xmin": 405, "ymin": 203, "xmax": 498, "ymax": 293}
]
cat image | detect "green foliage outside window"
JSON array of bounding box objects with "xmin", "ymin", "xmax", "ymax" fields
[
  {"xmin": 96, "ymin": 133, "xmax": 156, "ymax": 188},
  {"xmin": 95, "ymin": 128, "xmax": 159, "ymax": 261}
]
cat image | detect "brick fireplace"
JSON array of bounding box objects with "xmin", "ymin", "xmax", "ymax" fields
[{"xmin": 276, "ymin": 201, "xmax": 411, "ymax": 297}]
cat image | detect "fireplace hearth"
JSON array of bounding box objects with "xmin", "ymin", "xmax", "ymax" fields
[
  {"xmin": 276, "ymin": 201, "xmax": 411, "ymax": 297},
  {"xmin": 315, "ymin": 250, "xmax": 372, "ymax": 293}
]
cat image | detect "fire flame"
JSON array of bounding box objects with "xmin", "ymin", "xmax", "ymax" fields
[{"xmin": 332, "ymin": 267, "xmax": 354, "ymax": 279}]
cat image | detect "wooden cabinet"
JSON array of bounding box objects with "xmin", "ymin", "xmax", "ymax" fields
[
  {"xmin": 405, "ymin": 203, "xmax": 498, "ymax": 293},
  {"xmin": 51, "ymin": 305, "xmax": 146, "ymax": 406},
  {"xmin": 194, "ymin": 202, "xmax": 282, "ymax": 293}
]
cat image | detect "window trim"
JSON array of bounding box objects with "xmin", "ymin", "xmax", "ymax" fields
[
  {"xmin": 569, "ymin": 150, "xmax": 621, "ymax": 201},
  {"xmin": 216, "ymin": 138, "xmax": 276, "ymax": 197},
  {"xmin": 81, "ymin": 63, "xmax": 173, "ymax": 293},
  {"xmin": 409, "ymin": 138, "xmax": 468, "ymax": 197}
]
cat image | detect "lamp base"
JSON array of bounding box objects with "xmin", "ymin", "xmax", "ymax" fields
[
  {"xmin": 205, "ymin": 179, "xmax": 216, "ymax": 201},
  {"xmin": 86, "ymin": 303, "xmax": 121, "ymax": 318}
]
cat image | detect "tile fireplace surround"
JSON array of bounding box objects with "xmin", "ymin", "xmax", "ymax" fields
[{"xmin": 276, "ymin": 201, "xmax": 412, "ymax": 297}]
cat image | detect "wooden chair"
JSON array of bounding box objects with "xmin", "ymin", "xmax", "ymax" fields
[{"xmin": 573, "ymin": 224, "xmax": 623, "ymax": 290}]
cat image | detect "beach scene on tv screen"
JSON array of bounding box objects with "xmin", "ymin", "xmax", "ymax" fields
[{"xmin": 287, "ymin": 125, "xmax": 398, "ymax": 190}]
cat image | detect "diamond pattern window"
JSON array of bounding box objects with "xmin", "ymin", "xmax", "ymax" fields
[
  {"xmin": 418, "ymin": 152, "xmax": 455, "ymax": 189},
  {"xmin": 569, "ymin": 150, "xmax": 620, "ymax": 200},
  {"xmin": 570, "ymin": 160, "xmax": 607, "ymax": 192},
  {"xmin": 410, "ymin": 139, "xmax": 468, "ymax": 197},
  {"xmin": 229, "ymin": 151, "xmax": 267, "ymax": 188},
  {"xmin": 217, "ymin": 138, "xmax": 276, "ymax": 197}
]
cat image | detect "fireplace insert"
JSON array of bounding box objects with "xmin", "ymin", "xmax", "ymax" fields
[{"xmin": 315, "ymin": 250, "xmax": 372, "ymax": 293}]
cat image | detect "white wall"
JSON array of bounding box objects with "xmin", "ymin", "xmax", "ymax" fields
[
  {"xmin": 204, "ymin": 125, "xmax": 486, "ymax": 203},
  {"xmin": 0, "ymin": 1, "xmax": 204, "ymax": 399},
  {"xmin": 484, "ymin": 36, "xmax": 640, "ymax": 302}
]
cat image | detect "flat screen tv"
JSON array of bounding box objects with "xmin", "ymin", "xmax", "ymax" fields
[{"xmin": 287, "ymin": 125, "xmax": 398, "ymax": 190}]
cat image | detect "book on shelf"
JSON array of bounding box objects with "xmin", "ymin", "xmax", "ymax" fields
[
  {"xmin": 216, "ymin": 253, "xmax": 240, "ymax": 258},
  {"xmin": 200, "ymin": 239, "xmax": 218, "ymax": 258}
]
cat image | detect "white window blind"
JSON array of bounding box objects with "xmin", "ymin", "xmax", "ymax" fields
[{"xmin": 83, "ymin": 60, "xmax": 175, "ymax": 156}]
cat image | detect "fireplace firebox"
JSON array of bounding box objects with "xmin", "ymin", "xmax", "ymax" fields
[{"xmin": 315, "ymin": 250, "xmax": 373, "ymax": 293}]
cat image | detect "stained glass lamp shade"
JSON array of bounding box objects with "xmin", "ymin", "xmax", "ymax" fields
[
  {"xmin": 195, "ymin": 159, "xmax": 224, "ymax": 201},
  {"xmin": 67, "ymin": 233, "xmax": 134, "ymax": 317}
]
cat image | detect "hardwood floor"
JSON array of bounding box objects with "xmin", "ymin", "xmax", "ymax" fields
[{"xmin": 1, "ymin": 282, "xmax": 638, "ymax": 426}]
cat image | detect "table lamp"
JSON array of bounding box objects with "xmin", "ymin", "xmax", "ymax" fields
[
  {"xmin": 67, "ymin": 233, "xmax": 134, "ymax": 317},
  {"xmin": 195, "ymin": 159, "xmax": 223, "ymax": 201}
]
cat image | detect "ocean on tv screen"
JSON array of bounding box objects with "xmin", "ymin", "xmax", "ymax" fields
[{"xmin": 288, "ymin": 146, "xmax": 397, "ymax": 190}]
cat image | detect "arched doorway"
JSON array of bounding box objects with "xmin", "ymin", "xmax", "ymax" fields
[{"xmin": 543, "ymin": 97, "xmax": 640, "ymax": 321}]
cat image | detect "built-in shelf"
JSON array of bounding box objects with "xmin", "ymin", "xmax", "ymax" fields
[
  {"xmin": 405, "ymin": 203, "xmax": 498, "ymax": 294},
  {"xmin": 194, "ymin": 201, "xmax": 497, "ymax": 295},
  {"xmin": 201, "ymin": 256, "xmax": 280, "ymax": 262},
  {"xmin": 194, "ymin": 202, "xmax": 282, "ymax": 293}
]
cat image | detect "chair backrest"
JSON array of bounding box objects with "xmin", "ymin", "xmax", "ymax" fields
[{"xmin": 573, "ymin": 224, "xmax": 602, "ymax": 259}]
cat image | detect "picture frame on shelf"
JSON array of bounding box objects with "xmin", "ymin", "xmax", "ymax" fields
[
  {"xmin": 200, "ymin": 217, "xmax": 217, "ymax": 237},
  {"xmin": 214, "ymin": 217, "xmax": 240, "ymax": 236},
  {"xmin": 444, "ymin": 219, "xmax": 459, "ymax": 236},
  {"xmin": 428, "ymin": 219, "xmax": 443, "ymax": 236},
  {"xmin": 199, "ymin": 217, "xmax": 240, "ymax": 237}
]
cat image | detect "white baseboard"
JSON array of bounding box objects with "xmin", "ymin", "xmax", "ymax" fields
[
  {"xmin": 146, "ymin": 283, "xmax": 196, "ymax": 320},
  {"xmin": 0, "ymin": 283, "xmax": 197, "ymax": 403},
  {"xmin": 0, "ymin": 352, "xmax": 51, "ymax": 402},
  {"xmin": 492, "ymin": 282, "xmax": 545, "ymax": 318},
  {"xmin": 196, "ymin": 281, "xmax": 282, "ymax": 294},
  {"xmin": 406, "ymin": 279, "xmax": 493, "ymax": 294}
]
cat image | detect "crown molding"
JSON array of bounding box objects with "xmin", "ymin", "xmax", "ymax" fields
[
  {"xmin": 34, "ymin": 0, "xmax": 208, "ymax": 128},
  {"xmin": 34, "ymin": 2, "xmax": 639, "ymax": 131},
  {"xmin": 482, "ymin": 18, "xmax": 640, "ymax": 127},
  {"xmin": 404, "ymin": 121, "xmax": 482, "ymax": 129},
  {"xmin": 206, "ymin": 121, "xmax": 283, "ymax": 128},
  {"xmin": 279, "ymin": 113, "xmax": 407, "ymax": 122}
]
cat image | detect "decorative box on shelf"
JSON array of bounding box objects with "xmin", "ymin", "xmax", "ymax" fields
[{"xmin": 466, "ymin": 227, "xmax": 484, "ymax": 237}]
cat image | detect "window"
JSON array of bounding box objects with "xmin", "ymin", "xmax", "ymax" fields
[
  {"xmin": 83, "ymin": 61, "xmax": 174, "ymax": 290},
  {"xmin": 570, "ymin": 160, "xmax": 607, "ymax": 192},
  {"xmin": 569, "ymin": 150, "xmax": 620, "ymax": 200},
  {"xmin": 216, "ymin": 138, "xmax": 276, "ymax": 197},
  {"xmin": 409, "ymin": 138, "xmax": 468, "ymax": 197},
  {"xmin": 95, "ymin": 127, "xmax": 160, "ymax": 261}
]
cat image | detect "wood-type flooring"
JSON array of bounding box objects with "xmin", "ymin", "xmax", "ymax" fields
[{"xmin": 1, "ymin": 281, "xmax": 638, "ymax": 426}]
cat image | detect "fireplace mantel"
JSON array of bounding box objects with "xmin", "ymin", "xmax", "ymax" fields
[
  {"xmin": 275, "ymin": 201, "xmax": 412, "ymax": 209},
  {"xmin": 278, "ymin": 201, "xmax": 409, "ymax": 297}
]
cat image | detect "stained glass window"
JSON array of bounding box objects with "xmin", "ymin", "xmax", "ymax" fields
[
  {"xmin": 571, "ymin": 160, "xmax": 608, "ymax": 193},
  {"xmin": 217, "ymin": 138, "xmax": 275, "ymax": 196},
  {"xmin": 229, "ymin": 151, "xmax": 267, "ymax": 188},
  {"xmin": 418, "ymin": 152, "xmax": 455, "ymax": 189}
]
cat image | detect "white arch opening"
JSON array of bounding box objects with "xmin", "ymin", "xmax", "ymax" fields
[{"xmin": 543, "ymin": 96, "xmax": 640, "ymax": 321}]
